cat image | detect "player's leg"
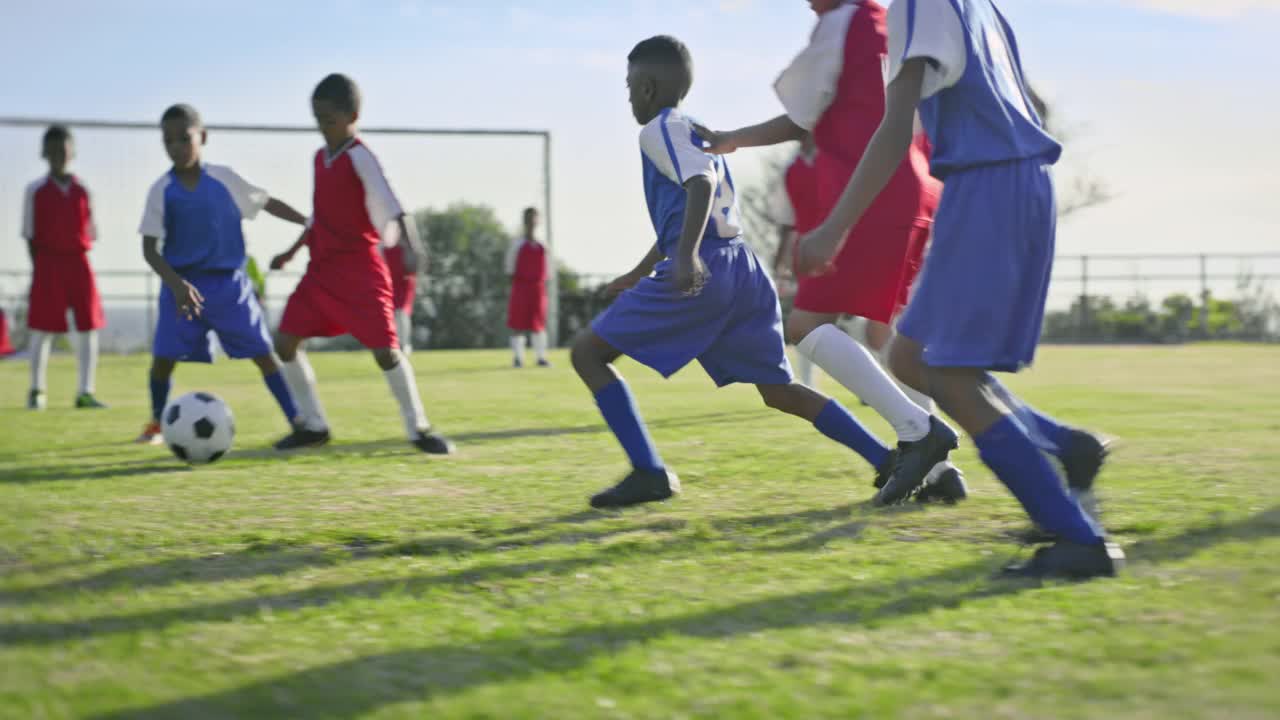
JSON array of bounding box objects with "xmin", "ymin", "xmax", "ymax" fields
[
  {"xmin": 532, "ymin": 330, "xmax": 550, "ymax": 367},
  {"xmin": 788, "ymin": 308, "xmax": 933, "ymax": 443},
  {"xmin": 371, "ymin": 345, "xmax": 454, "ymax": 453},
  {"xmin": 755, "ymin": 381, "xmax": 897, "ymax": 481},
  {"xmin": 249, "ymin": 353, "xmax": 301, "ymax": 427},
  {"xmin": 136, "ymin": 355, "xmax": 176, "ymax": 445},
  {"xmin": 510, "ymin": 332, "xmax": 526, "ymax": 367},
  {"xmin": 274, "ymin": 333, "xmax": 332, "ymax": 448},
  {"xmin": 394, "ymin": 309, "xmax": 414, "ymax": 356},
  {"xmin": 71, "ymin": 257, "xmax": 107, "ymax": 408},
  {"xmin": 27, "ymin": 331, "xmax": 52, "ymax": 410},
  {"xmin": 572, "ymin": 329, "xmax": 676, "ymax": 508}
]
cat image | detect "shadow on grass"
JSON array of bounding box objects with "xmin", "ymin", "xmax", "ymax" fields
[
  {"xmin": 83, "ymin": 504, "xmax": 1280, "ymax": 720},
  {"xmin": 0, "ymin": 458, "xmax": 187, "ymax": 484}
]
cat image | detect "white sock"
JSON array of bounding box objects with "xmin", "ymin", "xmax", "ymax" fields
[
  {"xmin": 281, "ymin": 353, "xmax": 329, "ymax": 431},
  {"xmin": 511, "ymin": 334, "xmax": 526, "ymax": 364},
  {"xmin": 395, "ymin": 309, "xmax": 413, "ymax": 356},
  {"xmin": 384, "ymin": 359, "xmax": 430, "ymax": 441},
  {"xmin": 29, "ymin": 331, "xmax": 51, "ymax": 392},
  {"xmin": 793, "ymin": 350, "xmax": 815, "ymax": 386},
  {"xmin": 77, "ymin": 330, "xmax": 99, "ymax": 395},
  {"xmin": 532, "ymin": 331, "xmax": 548, "ymax": 362},
  {"xmin": 874, "ymin": 340, "xmax": 935, "ymax": 413},
  {"xmin": 797, "ymin": 323, "xmax": 931, "ymax": 442}
]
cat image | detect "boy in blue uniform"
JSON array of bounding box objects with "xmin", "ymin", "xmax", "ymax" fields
[
  {"xmin": 574, "ymin": 36, "xmax": 947, "ymax": 508},
  {"xmin": 135, "ymin": 104, "xmax": 310, "ymax": 445},
  {"xmin": 797, "ymin": 0, "xmax": 1122, "ymax": 578}
]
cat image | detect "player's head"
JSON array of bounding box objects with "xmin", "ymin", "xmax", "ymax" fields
[
  {"xmin": 806, "ymin": 0, "xmax": 843, "ymax": 15},
  {"xmin": 626, "ymin": 35, "xmax": 693, "ymax": 124},
  {"xmin": 522, "ymin": 206, "xmax": 539, "ymax": 235},
  {"xmin": 160, "ymin": 104, "xmax": 206, "ymax": 171},
  {"xmin": 41, "ymin": 125, "xmax": 74, "ymax": 175},
  {"xmin": 312, "ymin": 73, "xmax": 361, "ymax": 148}
]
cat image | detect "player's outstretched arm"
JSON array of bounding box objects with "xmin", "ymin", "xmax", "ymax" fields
[
  {"xmin": 674, "ymin": 175, "xmax": 715, "ymax": 295},
  {"xmin": 693, "ymin": 115, "xmax": 805, "ymax": 155},
  {"xmin": 393, "ymin": 214, "xmax": 427, "ymax": 275},
  {"xmin": 270, "ymin": 228, "xmax": 309, "ymax": 270},
  {"xmin": 263, "ymin": 197, "xmax": 308, "ymax": 226},
  {"xmin": 605, "ymin": 244, "xmax": 664, "ymax": 296},
  {"xmin": 143, "ymin": 235, "xmax": 203, "ymax": 318},
  {"xmin": 796, "ymin": 59, "xmax": 926, "ymax": 276}
]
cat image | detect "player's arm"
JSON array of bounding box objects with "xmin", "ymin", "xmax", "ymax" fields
[
  {"xmin": 142, "ymin": 235, "xmax": 203, "ymax": 318},
  {"xmin": 606, "ymin": 243, "xmax": 664, "ymax": 296},
  {"xmin": 693, "ymin": 115, "xmax": 806, "ymax": 155},
  {"xmin": 22, "ymin": 182, "xmax": 36, "ymax": 264},
  {"xmin": 393, "ymin": 214, "xmax": 427, "ymax": 275},
  {"xmin": 796, "ymin": 59, "xmax": 926, "ymax": 275},
  {"xmin": 673, "ymin": 174, "xmax": 715, "ymax": 295},
  {"xmin": 774, "ymin": 225, "xmax": 796, "ymax": 278},
  {"xmin": 270, "ymin": 227, "xmax": 309, "ymax": 270},
  {"xmin": 263, "ymin": 197, "xmax": 308, "ymax": 225}
]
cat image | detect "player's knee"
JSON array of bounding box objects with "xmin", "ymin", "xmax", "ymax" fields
[
  {"xmin": 756, "ymin": 383, "xmax": 794, "ymax": 412},
  {"xmin": 784, "ymin": 314, "xmax": 822, "ymax": 347},
  {"xmin": 372, "ymin": 347, "xmax": 400, "ymax": 371},
  {"xmin": 274, "ymin": 335, "xmax": 299, "ymax": 362},
  {"xmin": 569, "ymin": 332, "xmax": 600, "ymax": 374},
  {"xmin": 252, "ymin": 354, "xmax": 279, "ymax": 375},
  {"xmin": 149, "ymin": 357, "xmax": 175, "ymax": 380}
]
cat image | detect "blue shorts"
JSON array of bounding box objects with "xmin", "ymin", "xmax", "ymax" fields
[
  {"xmin": 897, "ymin": 159, "xmax": 1056, "ymax": 372},
  {"xmin": 592, "ymin": 241, "xmax": 793, "ymax": 387},
  {"xmin": 154, "ymin": 267, "xmax": 273, "ymax": 363}
]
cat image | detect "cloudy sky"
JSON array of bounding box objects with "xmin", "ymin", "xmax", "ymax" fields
[{"xmin": 1, "ymin": 0, "xmax": 1276, "ymax": 306}]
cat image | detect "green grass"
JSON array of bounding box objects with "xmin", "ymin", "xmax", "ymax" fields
[{"xmin": 2, "ymin": 345, "xmax": 1279, "ymax": 719}]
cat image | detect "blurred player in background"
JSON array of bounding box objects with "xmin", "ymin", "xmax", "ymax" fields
[
  {"xmin": 506, "ymin": 206, "xmax": 550, "ymax": 367},
  {"xmin": 136, "ymin": 104, "xmax": 308, "ymax": 445},
  {"xmin": 22, "ymin": 125, "xmax": 107, "ymax": 410},
  {"xmin": 271, "ymin": 73, "xmax": 455, "ymax": 455}
]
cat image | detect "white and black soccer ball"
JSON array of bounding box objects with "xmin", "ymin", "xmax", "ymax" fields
[{"xmin": 162, "ymin": 391, "xmax": 235, "ymax": 464}]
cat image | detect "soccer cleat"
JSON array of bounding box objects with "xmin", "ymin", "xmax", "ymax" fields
[
  {"xmin": 537, "ymin": 358, "xmax": 552, "ymax": 367},
  {"xmin": 875, "ymin": 416, "xmax": 960, "ymax": 506},
  {"xmin": 135, "ymin": 420, "xmax": 164, "ymax": 445},
  {"xmin": 872, "ymin": 449, "xmax": 900, "ymax": 489},
  {"xmin": 590, "ymin": 469, "xmax": 681, "ymax": 509},
  {"xmin": 412, "ymin": 429, "xmax": 456, "ymax": 455},
  {"xmin": 27, "ymin": 389, "xmax": 46, "ymax": 410},
  {"xmin": 274, "ymin": 427, "xmax": 332, "ymax": 451},
  {"xmin": 1025, "ymin": 430, "xmax": 1112, "ymax": 541},
  {"xmin": 1002, "ymin": 540, "xmax": 1125, "ymax": 580},
  {"xmin": 75, "ymin": 392, "xmax": 108, "ymax": 409},
  {"xmin": 915, "ymin": 462, "xmax": 969, "ymax": 504}
]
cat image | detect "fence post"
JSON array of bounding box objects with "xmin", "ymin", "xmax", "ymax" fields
[
  {"xmin": 1199, "ymin": 253, "xmax": 1210, "ymax": 337},
  {"xmin": 1078, "ymin": 255, "xmax": 1089, "ymax": 339}
]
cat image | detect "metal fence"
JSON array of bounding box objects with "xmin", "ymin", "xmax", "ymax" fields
[{"xmin": 3, "ymin": 253, "xmax": 1277, "ymax": 352}]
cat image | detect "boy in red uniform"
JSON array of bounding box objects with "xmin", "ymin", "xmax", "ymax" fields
[
  {"xmin": 0, "ymin": 310, "xmax": 14, "ymax": 357},
  {"xmin": 505, "ymin": 206, "xmax": 550, "ymax": 367},
  {"xmin": 271, "ymin": 74, "xmax": 454, "ymax": 454},
  {"xmin": 22, "ymin": 125, "xmax": 107, "ymax": 410},
  {"xmin": 697, "ymin": 0, "xmax": 962, "ymax": 500}
]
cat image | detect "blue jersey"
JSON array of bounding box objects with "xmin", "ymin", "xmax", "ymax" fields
[
  {"xmin": 639, "ymin": 108, "xmax": 742, "ymax": 258},
  {"xmin": 887, "ymin": 0, "xmax": 1061, "ymax": 178},
  {"xmin": 139, "ymin": 164, "xmax": 269, "ymax": 272}
]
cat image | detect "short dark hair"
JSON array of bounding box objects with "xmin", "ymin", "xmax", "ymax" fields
[
  {"xmin": 627, "ymin": 35, "xmax": 694, "ymax": 98},
  {"xmin": 42, "ymin": 124, "xmax": 72, "ymax": 147},
  {"xmin": 160, "ymin": 103, "xmax": 202, "ymax": 128},
  {"xmin": 523, "ymin": 206, "xmax": 539, "ymax": 219},
  {"xmin": 312, "ymin": 73, "xmax": 362, "ymax": 114}
]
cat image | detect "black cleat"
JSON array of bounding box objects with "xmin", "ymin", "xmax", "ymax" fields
[
  {"xmin": 1060, "ymin": 429, "xmax": 1111, "ymax": 492},
  {"xmin": 916, "ymin": 463, "xmax": 968, "ymax": 504},
  {"xmin": 1002, "ymin": 540, "xmax": 1125, "ymax": 580},
  {"xmin": 872, "ymin": 449, "xmax": 900, "ymax": 490},
  {"xmin": 590, "ymin": 469, "xmax": 680, "ymax": 509},
  {"xmin": 875, "ymin": 417, "xmax": 959, "ymax": 506},
  {"xmin": 412, "ymin": 430, "xmax": 456, "ymax": 455},
  {"xmin": 274, "ymin": 427, "xmax": 331, "ymax": 451}
]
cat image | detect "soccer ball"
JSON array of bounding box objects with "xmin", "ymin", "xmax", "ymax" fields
[{"xmin": 162, "ymin": 392, "xmax": 235, "ymax": 464}]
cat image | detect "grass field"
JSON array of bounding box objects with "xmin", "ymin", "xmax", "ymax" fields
[{"xmin": 2, "ymin": 345, "xmax": 1278, "ymax": 719}]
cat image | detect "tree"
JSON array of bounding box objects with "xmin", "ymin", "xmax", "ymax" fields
[
  {"xmin": 409, "ymin": 203, "xmax": 512, "ymax": 349},
  {"xmin": 1027, "ymin": 86, "xmax": 1112, "ymax": 219}
]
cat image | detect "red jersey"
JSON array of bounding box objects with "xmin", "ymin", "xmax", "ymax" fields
[
  {"xmin": 22, "ymin": 175, "xmax": 94, "ymax": 255},
  {"xmin": 506, "ymin": 237, "xmax": 549, "ymax": 332},
  {"xmin": 307, "ymin": 138, "xmax": 404, "ymax": 262},
  {"xmin": 783, "ymin": 153, "xmax": 822, "ymax": 234}
]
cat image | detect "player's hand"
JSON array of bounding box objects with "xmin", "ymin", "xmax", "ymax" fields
[
  {"xmin": 673, "ymin": 255, "xmax": 709, "ymax": 296},
  {"xmin": 269, "ymin": 251, "xmax": 294, "ymax": 271},
  {"xmin": 691, "ymin": 123, "xmax": 738, "ymax": 155},
  {"xmin": 168, "ymin": 280, "xmax": 204, "ymax": 319},
  {"xmin": 795, "ymin": 223, "xmax": 843, "ymax": 277},
  {"xmin": 604, "ymin": 271, "xmax": 643, "ymax": 298}
]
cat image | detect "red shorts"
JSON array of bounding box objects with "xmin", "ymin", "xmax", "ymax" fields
[
  {"xmin": 279, "ymin": 248, "xmax": 399, "ymax": 349},
  {"xmin": 793, "ymin": 153, "xmax": 934, "ymax": 322},
  {"xmin": 384, "ymin": 246, "xmax": 417, "ymax": 312},
  {"xmin": 28, "ymin": 253, "xmax": 105, "ymax": 333},
  {"xmin": 507, "ymin": 282, "xmax": 548, "ymax": 332}
]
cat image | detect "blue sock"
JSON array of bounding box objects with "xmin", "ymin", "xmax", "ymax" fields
[
  {"xmin": 975, "ymin": 416, "xmax": 1104, "ymax": 545},
  {"xmin": 594, "ymin": 380, "xmax": 663, "ymax": 472},
  {"xmin": 263, "ymin": 370, "xmax": 300, "ymax": 425},
  {"xmin": 149, "ymin": 376, "xmax": 171, "ymax": 422},
  {"xmin": 983, "ymin": 374, "xmax": 1073, "ymax": 455},
  {"xmin": 813, "ymin": 399, "xmax": 891, "ymax": 469}
]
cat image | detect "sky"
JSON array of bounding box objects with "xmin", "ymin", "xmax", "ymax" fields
[{"xmin": 1, "ymin": 0, "xmax": 1277, "ymax": 309}]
